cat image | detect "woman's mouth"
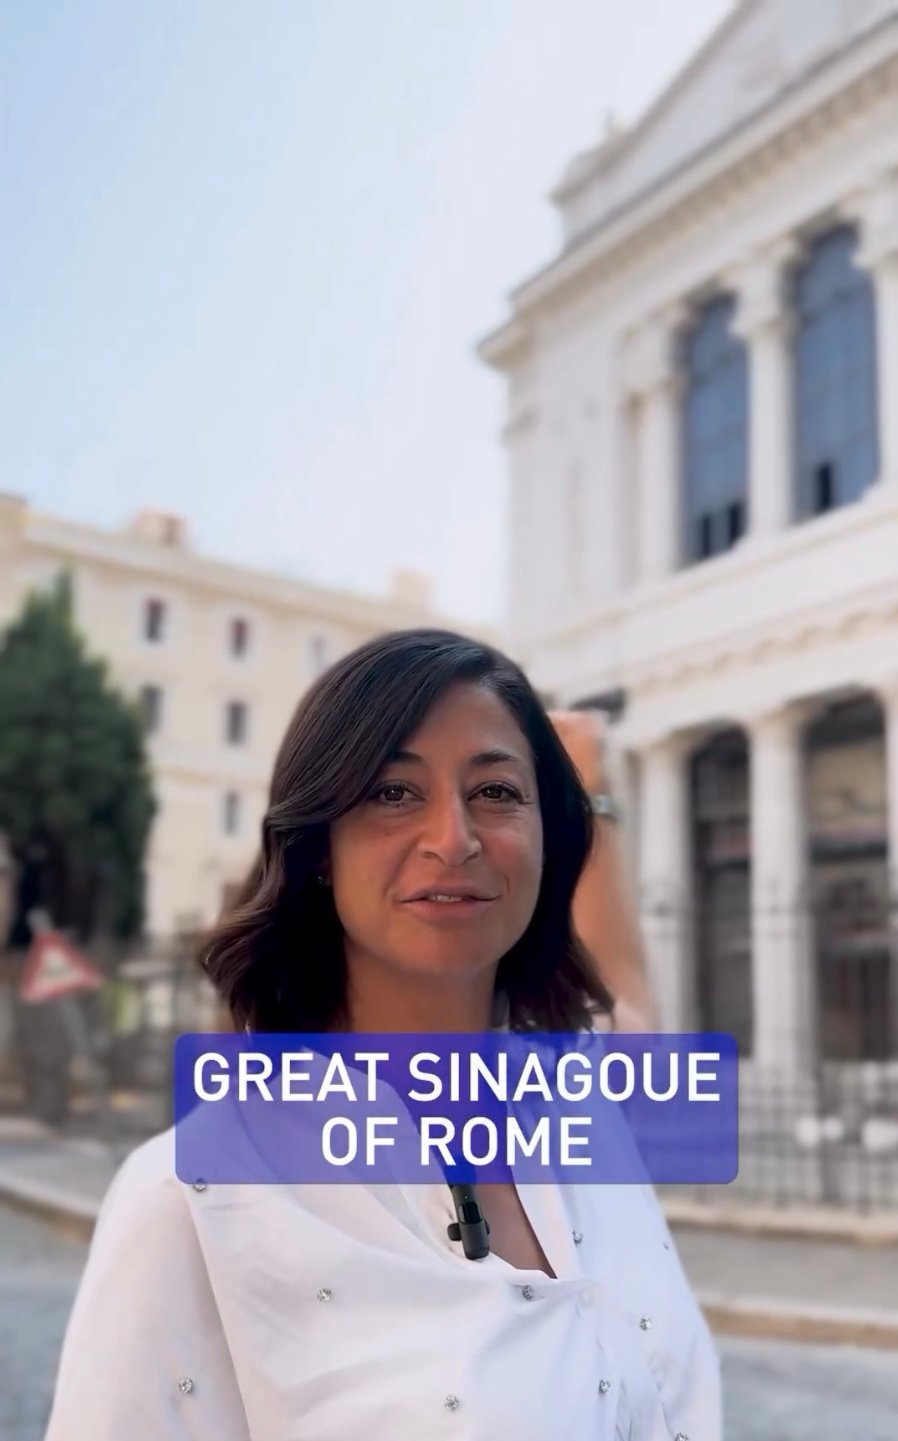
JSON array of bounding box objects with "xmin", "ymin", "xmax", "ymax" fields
[
  {"xmin": 402, "ymin": 892, "xmax": 499, "ymax": 920},
  {"xmin": 416, "ymin": 893, "xmax": 482, "ymax": 903}
]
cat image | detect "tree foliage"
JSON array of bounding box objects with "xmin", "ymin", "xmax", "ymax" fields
[{"xmin": 0, "ymin": 575, "xmax": 156, "ymax": 939}]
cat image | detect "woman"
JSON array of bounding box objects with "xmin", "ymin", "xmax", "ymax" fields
[
  {"xmin": 46, "ymin": 629, "xmax": 720, "ymax": 1440},
  {"xmin": 5, "ymin": 839, "xmax": 76, "ymax": 1129}
]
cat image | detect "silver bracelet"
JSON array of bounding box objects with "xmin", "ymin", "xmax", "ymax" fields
[{"xmin": 589, "ymin": 792, "xmax": 621, "ymax": 823}]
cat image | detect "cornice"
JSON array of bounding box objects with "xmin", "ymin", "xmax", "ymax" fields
[
  {"xmin": 534, "ymin": 486, "xmax": 898, "ymax": 646},
  {"xmin": 524, "ymin": 493, "xmax": 898, "ymax": 698},
  {"xmin": 550, "ymin": 583, "xmax": 898, "ymax": 730},
  {"xmin": 626, "ymin": 589, "xmax": 898, "ymax": 698},
  {"xmin": 22, "ymin": 514, "xmax": 456, "ymax": 633},
  {"xmin": 478, "ymin": 315, "xmax": 533, "ymax": 373}
]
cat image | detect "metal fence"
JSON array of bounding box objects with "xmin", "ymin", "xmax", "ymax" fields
[
  {"xmin": 0, "ymin": 930, "xmax": 219, "ymax": 1144},
  {"xmin": 643, "ymin": 880, "xmax": 898, "ymax": 1212},
  {"xmin": 659, "ymin": 1062, "xmax": 898, "ymax": 1215},
  {"xmin": 2, "ymin": 894, "xmax": 898, "ymax": 1212}
]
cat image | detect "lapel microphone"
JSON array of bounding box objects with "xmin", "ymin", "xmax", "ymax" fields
[{"xmin": 447, "ymin": 1183, "xmax": 491, "ymax": 1260}]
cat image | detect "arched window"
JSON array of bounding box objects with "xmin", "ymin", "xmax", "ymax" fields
[
  {"xmin": 681, "ymin": 296, "xmax": 748, "ymax": 563},
  {"xmin": 793, "ymin": 226, "xmax": 879, "ymax": 518},
  {"xmin": 689, "ymin": 729, "xmax": 752, "ymax": 1054},
  {"xmin": 804, "ymin": 696, "xmax": 893, "ymax": 1061}
]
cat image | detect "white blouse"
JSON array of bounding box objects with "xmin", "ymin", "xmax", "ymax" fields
[{"xmin": 46, "ymin": 1128, "xmax": 721, "ymax": 1440}]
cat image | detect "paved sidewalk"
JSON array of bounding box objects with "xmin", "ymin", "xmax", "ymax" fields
[
  {"xmin": 1, "ymin": 1120, "xmax": 898, "ymax": 1348},
  {"xmin": 0, "ymin": 1120, "xmax": 124, "ymax": 1236},
  {"xmin": 673, "ymin": 1225, "xmax": 898, "ymax": 1348}
]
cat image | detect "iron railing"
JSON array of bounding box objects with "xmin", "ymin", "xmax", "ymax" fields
[{"xmin": 1, "ymin": 893, "xmax": 897, "ymax": 1210}]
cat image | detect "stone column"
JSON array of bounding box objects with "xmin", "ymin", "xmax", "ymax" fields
[
  {"xmin": 502, "ymin": 404, "xmax": 540, "ymax": 651},
  {"xmin": 637, "ymin": 736, "xmax": 693, "ymax": 1032},
  {"xmin": 881, "ymin": 684, "xmax": 898, "ymax": 1050},
  {"xmin": 602, "ymin": 380, "xmax": 637, "ymax": 595},
  {"xmin": 732, "ymin": 242, "xmax": 798, "ymax": 538},
  {"xmin": 622, "ymin": 313, "xmax": 683, "ymax": 584},
  {"xmin": 855, "ymin": 170, "xmax": 898, "ymax": 499},
  {"xmin": 748, "ymin": 707, "xmax": 815, "ymax": 1074},
  {"xmin": 617, "ymin": 748, "xmax": 640, "ymax": 878},
  {"xmin": 880, "ymin": 684, "xmax": 898, "ymax": 898}
]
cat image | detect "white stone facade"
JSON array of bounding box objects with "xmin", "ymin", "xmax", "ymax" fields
[
  {"xmin": 0, "ymin": 498, "xmax": 446, "ymax": 936},
  {"xmin": 482, "ymin": 1, "xmax": 898, "ymax": 1068}
]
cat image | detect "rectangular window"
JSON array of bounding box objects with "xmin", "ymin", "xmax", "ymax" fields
[
  {"xmin": 694, "ymin": 504, "xmax": 743, "ymax": 561},
  {"xmin": 794, "ymin": 227, "xmax": 879, "ymax": 520},
  {"xmin": 309, "ymin": 634, "xmax": 328, "ymax": 676},
  {"xmin": 682, "ymin": 295, "xmax": 749, "ymax": 568},
  {"xmin": 726, "ymin": 500, "xmax": 745, "ymax": 546},
  {"xmin": 139, "ymin": 684, "xmax": 164, "ymax": 734},
  {"xmin": 230, "ymin": 617, "xmax": 250, "ymax": 657},
  {"xmin": 225, "ymin": 700, "xmax": 248, "ymax": 746},
  {"xmin": 144, "ymin": 598, "xmax": 166, "ymax": 643},
  {"xmin": 814, "ymin": 461, "xmax": 835, "ymax": 514},
  {"xmin": 223, "ymin": 791, "xmax": 242, "ymax": 836}
]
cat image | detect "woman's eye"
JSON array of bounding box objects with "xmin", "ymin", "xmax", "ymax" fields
[
  {"xmin": 371, "ymin": 782, "xmax": 412, "ymax": 807},
  {"xmin": 477, "ymin": 783, "xmax": 522, "ymax": 803}
]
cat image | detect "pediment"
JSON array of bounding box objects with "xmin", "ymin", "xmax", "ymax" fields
[{"xmin": 555, "ymin": 0, "xmax": 897, "ymax": 242}]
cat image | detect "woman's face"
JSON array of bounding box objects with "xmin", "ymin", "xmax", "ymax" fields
[{"xmin": 329, "ymin": 682, "xmax": 543, "ymax": 992}]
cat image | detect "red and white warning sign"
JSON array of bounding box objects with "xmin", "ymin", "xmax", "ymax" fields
[{"xmin": 18, "ymin": 931, "xmax": 104, "ymax": 1005}]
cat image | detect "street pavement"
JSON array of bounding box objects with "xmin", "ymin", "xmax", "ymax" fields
[
  {"xmin": 3, "ymin": 1128, "xmax": 898, "ymax": 1346},
  {"xmin": 0, "ymin": 1204, "xmax": 85, "ymax": 1441},
  {"xmin": 2, "ymin": 1199, "xmax": 898, "ymax": 1441},
  {"xmin": 721, "ymin": 1334, "xmax": 898, "ymax": 1441}
]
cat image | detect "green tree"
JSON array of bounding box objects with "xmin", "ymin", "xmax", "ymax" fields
[{"xmin": 0, "ymin": 575, "xmax": 156, "ymax": 940}]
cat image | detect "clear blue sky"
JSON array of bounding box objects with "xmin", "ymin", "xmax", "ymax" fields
[{"xmin": 1, "ymin": 0, "xmax": 729, "ymax": 625}]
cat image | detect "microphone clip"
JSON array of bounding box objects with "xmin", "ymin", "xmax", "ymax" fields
[{"xmin": 447, "ymin": 1184, "xmax": 490, "ymax": 1260}]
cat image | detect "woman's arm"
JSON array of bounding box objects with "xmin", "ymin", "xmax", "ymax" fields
[{"xmin": 550, "ymin": 711, "xmax": 656, "ymax": 1030}]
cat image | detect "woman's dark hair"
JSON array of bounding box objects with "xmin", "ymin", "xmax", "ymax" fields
[{"xmin": 201, "ymin": 629, "xmax": 614, "ymax": 1032}]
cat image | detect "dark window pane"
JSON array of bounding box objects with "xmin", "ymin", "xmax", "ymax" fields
[
  {"xmin": 309, "ymin": 635, "xmax": 328, "ymax": 676},
  {"xmin": 814, "ymin": 462, "xmax": 835, "ymax": 514},
  {"xmin": 223, "ymin": 791, "xmax": 241, "ymax": 835},
  {"xmin": 144, "ymin": 599, "xmax": 166, "ymax": 643},
  {"xmin": 682, "ymin": 295, "xmax": 748, "ymax": 565},
  {"xmin": 230, "ymin": 617, "xmax": 249, "ymax": 657},
  {"xmin": 794, "ymin": 225, "xmax": 879, "ymax": 518},
  {"xmin": 226, "ymin": 701, "xmax": 248, "ymax": 745},
  {"xmin": 140, "ymin": 684, "xmax": 163, "ymax": 734}
]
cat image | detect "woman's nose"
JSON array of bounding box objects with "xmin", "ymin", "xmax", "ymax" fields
[{"xmin": 419, "ymin": 797, "xmax": 481, "ymax": 865}]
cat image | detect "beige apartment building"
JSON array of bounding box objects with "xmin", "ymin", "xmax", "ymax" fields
[{"xmin": 0, "ymin": 494, "xmax": 448, "ymax": 936}]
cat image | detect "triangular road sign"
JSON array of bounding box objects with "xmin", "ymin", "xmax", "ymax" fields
[{"xmin": 19, "ymin": 931, "xmax": 104, "ymax": 1005}]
